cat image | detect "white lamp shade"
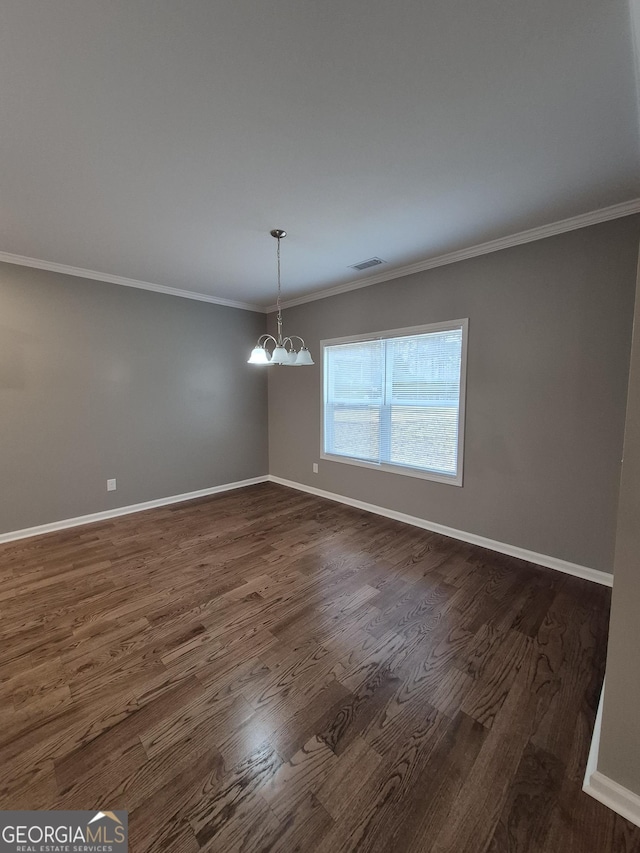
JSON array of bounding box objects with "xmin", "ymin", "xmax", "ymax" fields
[
  {"xmin": 270, "ymin": 345, "xmax": 289, "ymax": 364},
  {"xmin": 248, "ymin": 346, "xmax": 271, "ymax": 364},
  {"xmin": 284, "ymin": 349, "xmax": 298, "ymax": 365},
  {"xmin": 295, "ymin": 347, "xmax": 314, "ymax": 365}
]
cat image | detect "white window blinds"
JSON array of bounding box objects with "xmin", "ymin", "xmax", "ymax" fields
[{"xmin": 323, "ymin": 322, "xmax": 466, "ymax": 483}]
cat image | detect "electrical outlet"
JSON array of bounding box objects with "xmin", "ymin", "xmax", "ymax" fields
[
  {"xmin": 312, "ymin": 463, "xmax": 318, "ymax": 474},
  {"xmin": 107, "ymin": 478, "xmax": 117, "ymax": 492}
]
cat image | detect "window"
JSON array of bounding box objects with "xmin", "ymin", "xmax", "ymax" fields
[{"xmin": 322, "ymin": 319, "xmax": 468, "ymax": 485}]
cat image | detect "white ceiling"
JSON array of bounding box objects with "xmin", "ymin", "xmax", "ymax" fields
[{"xmin": 0, "ymin": 0, "xmax": 638, "ymax": 309}]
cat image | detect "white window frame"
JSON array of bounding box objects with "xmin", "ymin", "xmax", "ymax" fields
[{"xmin": 321, "ymin": 318, "xmax": 468, "ymax": 486}]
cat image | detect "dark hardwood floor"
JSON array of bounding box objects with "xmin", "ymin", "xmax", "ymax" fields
[{"xmin": 1, "ymin": 482, "xmax": 638, "ymax": 852}]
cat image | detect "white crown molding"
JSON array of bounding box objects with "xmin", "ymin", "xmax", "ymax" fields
[
  {"xmin": 584, "ymin": 681, "xmax": 640, "ymax": 829},
  {"xmin": 0, "ymin": 476, "xmax": 269, "ymax": 544},
  {"xmin": 268, "ymin": 476, "xmax": 613, "ymax": 586},
  {"xmin": 0, "ymin": 250, "xmax": 267, "ymax": 313},
  {"xmin": 268, "ymin": 198, "xmax": 640, "ymax": 312},
  {"xmin": 2, "ymin": 199, "xmax": 638, "ymax": 314}
]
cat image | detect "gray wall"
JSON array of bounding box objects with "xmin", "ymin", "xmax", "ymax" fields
[
  {"xmin": 268, "ymin": 216, "xmax": 640, "ymax": 573},
  {"xmin": 0, "ymin": 263, "xmax": 268, "ymax": 534},
  {"xmin": 598, "ymin": 254, "xmax": 640, "ymax": 793}
]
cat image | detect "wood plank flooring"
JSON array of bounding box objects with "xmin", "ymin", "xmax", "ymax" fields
[{"xmin": 0, "ymin": 482, "xmax": 638, "ymax": 852}]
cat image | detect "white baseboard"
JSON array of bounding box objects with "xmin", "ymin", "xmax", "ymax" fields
[
  {"xmin": 0, "ymin": 476, "xmax": 269, "ymax": 544},
  {"xmin": 1, "ymin": 473, "xmax": 613, "ymax": 589},
  {"xmin": 585, "ymin": 772, "xmax": 640, "ymax": 829},
  {"xmin": 584, "ymin": 680, "xmax": 605, "ymax": 787},
  {"xmin": 583, "ymin": 682, "xmax": 640, "ymax": 828},
  {"xmin": 268, "ymin": 475, "xmax": 613, "ymax": 587}
]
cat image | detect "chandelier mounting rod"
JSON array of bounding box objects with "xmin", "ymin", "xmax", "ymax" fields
[{"xmin": 271, "ymin": 229, "xmax": 286, "ymax": 344}]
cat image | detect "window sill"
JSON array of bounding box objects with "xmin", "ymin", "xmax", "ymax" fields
[{"xmin": 320, "ymin": 452, "xmax": 463, "ymax": 486}]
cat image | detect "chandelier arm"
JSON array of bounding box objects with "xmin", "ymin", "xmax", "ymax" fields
[
  {"xmin": 284, "ymin": 334, "xmax": 307, "ymax": 348},
  {"xmin": 256, "ymin": 334, "xmax": 278, "ymax": 348}
]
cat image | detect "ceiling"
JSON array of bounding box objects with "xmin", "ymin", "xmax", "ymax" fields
[{"xmin": 0, "ymin": 0, "xmax": 638, "ymax": 309}]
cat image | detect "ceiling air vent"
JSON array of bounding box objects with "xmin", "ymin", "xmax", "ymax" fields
[{"xmin": 350, "ymin": 257, "xmax": 386, "ymax": 271}]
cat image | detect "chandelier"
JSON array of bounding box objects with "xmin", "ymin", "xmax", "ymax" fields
[{"xmin": 248, "ymin": 229, "xmax": 314, "ymax": 366}]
